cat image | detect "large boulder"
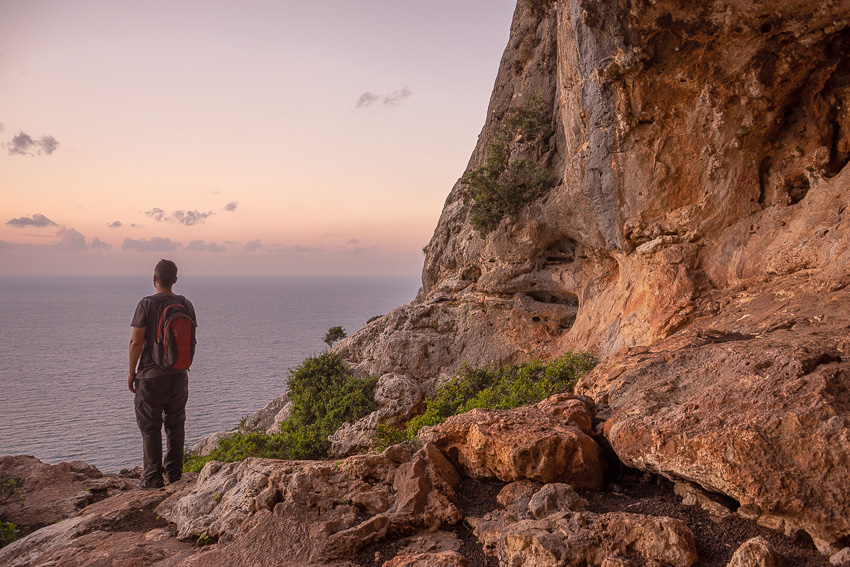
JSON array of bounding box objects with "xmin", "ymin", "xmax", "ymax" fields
[
  {"xmin": 420, "ymin": 394, "xmax": 603, "ymax": 488},
  {"xmin": 470, "ymin": 507, "xmax": 697, "ymax": 567},
  {"xmin": 157, "ymin": 443, "xmax": 461, "ymax": 566},
  {"xmin": 579, "ymin": 275, "xmax": 850, "ymax": 554},
  {"xmin": 0, "ymin": 456, "xmax": 135, "ymax": 532}
]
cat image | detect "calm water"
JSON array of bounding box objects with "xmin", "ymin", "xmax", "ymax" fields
[{"xmin": 0, "ymin": 275, "xmax": 420, "ymax": 472}]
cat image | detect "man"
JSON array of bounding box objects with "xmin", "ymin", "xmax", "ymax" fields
[{"xmin": 128, "ymin": 259, "xmax": 197, "ymax": 488}]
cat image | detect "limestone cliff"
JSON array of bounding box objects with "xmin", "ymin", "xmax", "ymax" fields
[
  {"xmin": 340, "ymin": 0, "xmax": 850, "ymax": 376},
  {"xmin": 335, "ymin": 0, "xmax": 850, "ymax": 554}
]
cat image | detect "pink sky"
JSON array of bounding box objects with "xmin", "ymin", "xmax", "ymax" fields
[{"xmin": 0, "ymin": 0, "xmax": 516, "ymax": 276}]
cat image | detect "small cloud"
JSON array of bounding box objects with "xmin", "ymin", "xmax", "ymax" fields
[
  {"xmin": 107, "ymin": 220, "xmax": 122, "ymax": 228},
  {"xmin": 355, "ymin": 92, "xmax": 380, "ymax": 108},
  {"xmin": 7, "ymin": 131, "xmax": 60, "ymax": 156},
  {"xmin": 383, "ymin": 86, "xmax": 412, "ymax": 107},
  {"xmin": 90, "ymin": 238, "xmax": 111, "ymax": 250},
  {"xmin": 55, "ymin": 227, "xmax": 88, "ymax": 251},
  {"xmin": 290, "ymin": 244, "xmax": 322, "ymax": 253},
  {"xmin": 145, "ymin": 208, "xmax": 167, "ymax": 222},
  {"xmin": 355, "ymin": 86, "xmax": 412, "ymax": 109},
  {"xmin": 122, "ymin": 237, "xmax": 181, "ymax": 252},
  {"xmin": 224, "ymin": 201, "xmax": 238, "ymax": 212},
  {"xmin": 6, "ymin": 213, "xmax": 58, "ymax": 228},
  {"xmin": 145, "ymin": 208, "xmax": 214, "ymax": 226},
  {"xmin": 173, "ymin": 210, "xmax": 214, "ymax": 226},
  {"xmin": 185, "ymin": 239, "xmax": 226, "ymax": 252},
  {"xmin": 38, "ymin": 135, "xmax": 59, "ymax": 155},
  {"xmin": 223, "ymin": 240, "xmax": 238, "ymax": 246},
  {"xmin": 0, "ymin": 123, "xmax": 4, "ymax": 131},
  {"xmin": 347, "ymin": 238, "xmax": 360, "ymax": 245},
  {"xmin": 243, "ymin": 239, "xmax": 263, "ymax": 252}
]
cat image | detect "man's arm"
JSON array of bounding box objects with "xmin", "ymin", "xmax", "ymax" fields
[{"xmin": 128, "ymin": 326, "xmax": 146, "ymax": 393}]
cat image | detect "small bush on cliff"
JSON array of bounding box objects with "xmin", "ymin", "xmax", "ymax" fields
[
  {"xmin": 184, "ymin": 353, "xmax": 376, "ymax": 472},
  {"xmin": 376, "ymin": 352, "xmax": 596, "ymax": 448},
  {"xmin": 461, "ymin": 96, "xmax": 554, "ymax": 233},
  {"xmin": 0, "ymin": 478, "xmax": 24, "ymax": 549},
  {"xmin": 323, "ymin": 326, "xmax": 347, "ymax": 347}
]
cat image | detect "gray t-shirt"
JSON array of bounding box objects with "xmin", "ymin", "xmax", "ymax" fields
[{"xmin": 131, "ymin": 293, "xmax": 197, "ymax": 379}]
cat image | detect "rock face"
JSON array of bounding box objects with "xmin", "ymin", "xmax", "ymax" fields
[{"xmin": 331, "ymin": 0, "xmax": 850, "ymax": 555}]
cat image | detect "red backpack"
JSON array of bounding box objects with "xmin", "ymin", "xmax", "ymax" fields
[{"xmin": 152, "ymin": 295, "xmax": 196, "ymax": 370}]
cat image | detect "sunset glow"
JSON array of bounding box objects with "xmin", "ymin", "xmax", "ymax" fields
[{"xmin": 0, "ymin": 0, "xmax": 516, "ymax": 275}]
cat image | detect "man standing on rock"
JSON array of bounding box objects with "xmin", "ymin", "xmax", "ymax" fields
[{"xmin": 128, "ymin": 259, "xmax": 197, "ymax": 489}]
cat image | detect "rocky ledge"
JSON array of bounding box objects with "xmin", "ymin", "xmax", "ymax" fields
[{"xmin": 1, "ymin": 394, "xmax": 842, "ymax": 566}]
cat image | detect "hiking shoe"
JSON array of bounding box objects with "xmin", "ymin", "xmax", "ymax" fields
[
  {"xmin": 139, "ymin": 478, "xmax": 164, "ymax": 489},
  {"xmin": 165, "ymin": 475, "xmax": 182, "ymax": 485}
]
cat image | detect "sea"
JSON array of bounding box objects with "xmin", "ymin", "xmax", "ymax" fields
[{"xmin": 0, "ymin": 274, "xmax": 421, "ymax": 472}]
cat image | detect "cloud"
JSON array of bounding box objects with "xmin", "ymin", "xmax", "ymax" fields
[
  {"xmin": 38, "ymin": 136, "xmax": 59, "ymax": 155},
  {"xmin": 55, "ymin": 227, "xmax": 88, "ymax": 250},
  {"xmin": 0, "ymin": 123, "xmax": 4, "ymax": 131},
  {"xmin": 89, "ymin": 238, "xmax": 111, "ymax": 250},
  {"xmin": 107, "ymin": 220, "xmax": 122, "ymax": 228},
  {"xmin": 355, "ymin": 92, "xmax": 381, "ymax": 108},
  {"xmin": 173, "ymin": 210, "xmax": 214, "ymax": 226},
  {"xmin": 145, "ymin": 208, "xmax": 167, "ymax": 222},
  {"xmin": 290, "ymin": 244, "xmax": 322, "ymax": 253},
  {"xmin": 7, "ymin": 131, "xmax": 60, "ymax": 156},
  {"xmin": 6, "ymin": 213, "xmax": 59, "ymax": 228},
  {"xmin": 122, "ymin": 237, "xmax": 181, "ymax": 252},
  {"xmin": 185, "ymin": 239, "xmax": 227, "ymax": 252},
  {"xmin": 347, "ymin": 238, "xmax": 360, "ymax": 245},
  {"xmin": 145, "ymin": 208, "xmax": 214, "ymax": 226},
  {"xmin": 243, "ymin": 239, "xmax": 263, "ymax": 252},
  {"xmin": 224, "ymin": 201, "xmax": 238, "ymax": 212},
  {"xmin": 355, "ymin": 85, "xmax": 412, "ymax": 109}
]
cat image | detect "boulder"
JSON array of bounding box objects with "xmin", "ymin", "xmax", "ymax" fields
[
  {"xmin": 157, "ymin": 443, "xmax": 461, "ymax": 565},
  {"xmin": 727, "ymin": 537, "xmax": 780, "ymax": 567},
  {"xmin": 382, "ymin": 551, "xmax": 469, "ymax": 567},
  {"xmin": 0, "ymin": 478, "xmax": 194, "ymax": 567},
  {"xmin": 0, "ymin": 455, "xmax": 134, "ymax": 532},
  {"xmin": 580, "ymin": 280, "xmax": 850, "ymax": 553},
  {"xmin": 470, "ymin": 509, "xmax": 697, "ymax": 567},
  {"xmin": 419, "ymin": 394, "xmax": 603, "ymax": 488},
  {"xmin": 527, "ymin": 482, "xmax": 587, "ymax": 518}
]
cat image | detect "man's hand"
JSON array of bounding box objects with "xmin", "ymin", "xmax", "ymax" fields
[{"xmin": 129, "ymin": 325, "xmax": 146, "ymax": 394}]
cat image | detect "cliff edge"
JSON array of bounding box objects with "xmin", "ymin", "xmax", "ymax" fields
[{"xmin": 335, "ymin": 0, "xmax": 850, "ymax": 554}]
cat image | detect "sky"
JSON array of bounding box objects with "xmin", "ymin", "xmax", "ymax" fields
[{"xmin": 0, "ymin": 0, "xmax": 517, "ymax": 276}]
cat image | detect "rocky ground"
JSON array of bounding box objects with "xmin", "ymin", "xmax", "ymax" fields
[{"xmin": 1, "ymin": 393, "xmax": 842, "ymax": 567}]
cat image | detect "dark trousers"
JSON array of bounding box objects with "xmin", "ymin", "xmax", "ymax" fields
[{"xmin": 134, "ymin": 373, "xmax": 189, "ymax": 484}]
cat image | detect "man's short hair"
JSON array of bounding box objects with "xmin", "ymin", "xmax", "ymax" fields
[{"xmin": 155, "ymin": 259, "xmax": 178, "ymax": 287}]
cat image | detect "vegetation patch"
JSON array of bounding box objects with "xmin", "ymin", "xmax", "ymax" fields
[
  {"xmin": 375, "ymin": 352, "xmax": 596, "ymax": 449},
  {"xmin": 184, "ymin": 352, "xmax": 376, "ymax": 471},
  {"xmin": 461, "ymin": 96, "xmax": 555, "ymax": 233},
  {"xmin": 0, "ymin": 478, "xmax": 24, "ymax": 549}
]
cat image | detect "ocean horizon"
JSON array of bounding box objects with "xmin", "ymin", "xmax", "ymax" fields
[{"xmin": 0, "ymin": 274, "xmax": 421, "ymax": 472}]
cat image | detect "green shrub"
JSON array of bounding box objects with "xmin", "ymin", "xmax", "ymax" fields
[
  {"xmin": 367, "ymin": 314, "xmax": 384, "ymax": 324},
  {"xmin": 281, "ymin": 352, "xmax": 377, "ymax": 459},
  {"xmin": 0, "ymin": 478, "xmax": 23, "ymax": 550},
  {"xmin": 183, "ymin": 432, "xmax": 288, "ymax": 472},
  {"xmin": 184, "ymin": 352, "xmax": 377, "ymax": 471},
  {"xmin": 0, "ymin": 479, "xmax": 24, "ymax": 509},
  {"xmin": 379, "ymin": 352, "xmax": 596, "ymax": 445},
  {"xmin": 0, "ymin": 521, "xmax": 16, "ymax": 549},
  {"xmin": 461, "ymin": 96, "xmax": 554, "ymax": 233}
]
